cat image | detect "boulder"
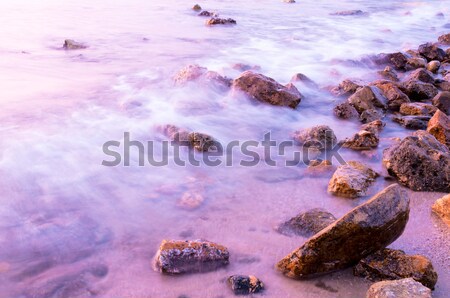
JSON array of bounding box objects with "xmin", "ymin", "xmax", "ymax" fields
[
  {"xmin": 291, "ymin": 73, "xmax": 318, "ymax": 88},
  {"xmin": 432, "ymin": 91, "xmax": 450, "ymax": 114},
  {"xmin": 228, "ymin": 275, "xmax": 264, "ymax": 295},
  {"xmin": 327, "ymin": 161, "xmax": 378, "ymax": 198},
  {"xmin": 400, "ymin": 79, "xmax": 438, "ymax": 101},
  {"xmin": 206, "ymin": 18, "xmax": 237, "ymax": 25},
  {"xmin": 361, "ymin": 120, "xmax": 385, "ymax": 134},
  {"xmin": 405, "ymin": 69, "xmax": 435, "ymax": 84},
  {"xmin": 63, "ymin": 39, "xmax": 87, "ymax": 50},
  {"xmin": 276, "ymin": 184, "xmax": 410, "ymax": 278},
  {"xmin": 418, "ymin": 43, "xmax": 446, "ymax": 62},
  {"xmin": 232, "ymin": 71, "xmax": 302, "ymax": 108},
  {"xmin": 373, "ymin": 81, "xmax": 410, "ymax": 111},
  {"xmin": 360, "ymin": 109, "xmax": 384, "ymax": 123},
  {"xmin": 383, "ymin": 130, "xmax": 450, "ymax": 192},
  {"xmin": 306, "ymin": 160, "xmax": 336, "ymax": 176},
  {"xmin": 377, "ymin": 66, "xmax": 399, "ymax": 82},
  {"xmin": 438, "ymin": 33, "xmax": 450, "ymax": 44},
  {"xmin": 432, "ymin": 194, "xmax": 450, "ymax": 226},
  {"xmin": 399, "ymin": 102, "xmax": 437, "ymax": 116},
  {"xmin": 426, "ymin": 60, "xmax": 440, "ymax": 73},
  {"xmin": 392, "ymin": 115, "xmax": 430, "ymax": 130},
  {"xmin": 382, "ymin": 52, "xmax": 409, "ymax": 70},
  {"xmin": 276, "ymin": 208, "xmax": 337, "ymax": 237},
  {"xmin": 354, "ymin": 248, "xmax": 438, "ymax": 289},
  {"xmin": 406, "ymin": 57, "xmax": 427, "ymax": 70},
  {"xmin": 436, "ymin": 80, "xmax": 450, "ymax": 92},
  {"xmin": 292, "ymin": 125, "xmax": 337, "ymax": 150},
  {"xmin": 159, "ymin": 125, "xmax": 191, "ymax": 143},
  {"xmin": 367, "ymin": 278, "xmax": 432, "ymax": 298},
  {"xmin": 173, "ymin": 65, "xmax": 231, "ymax": 90},
  {"xmin": 331, "ymin": 79, "xmax": 363, "ymax": 96},
  {"xmin": 154, "ymin": 240, "xmax": 229, "ymax": 274},
  {"xmin": 348, "ymin": 86, "xmax": 387, "ymax": 114},
  {"xmin": 333, "ymin": 101, "xmax": 359, "ymax": 119},
  {"xmin": 427, "ymin": 110, "xmax": 450, "ymax": 148}
]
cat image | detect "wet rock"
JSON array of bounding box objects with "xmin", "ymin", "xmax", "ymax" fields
[
  {"xmin": 330, "ymin": 10, "xmax": 366, "ymax": 16},
  {"xmin": 173, "ymin": 65, "xmax": 231, "ymax": 90},
  {"xmin": 405, "ymin": 68, "xmax": 435, "ymax": 84},
  {"xmin": 291, "ymin": 73, "xmax": 318, "ymax": 88},
  {"xmin": 392, "ymin": 115, "xmax": 430, "ymax": 129},
  {"xmin": 406, "ymin": 57, "xmax": 427, "ymax": 70},
  {"xmin": 292, "ymin": 125, "xmax": 337, "ymax": 150},
  {"xmin": 432, "ymin": 194, "xmax": 450, "ymax": 226},
  {"xmin": 188, "ymin": 132, "xmax": 221, "ymax": 152},
  {"xmin": 192, "ymin": 4, "xmax": 202, "ymax": 11},
  {"xmin": 232, "ymin": 71, "xmax": 302, "ymax": 108},
  {"xmin": 383, "ymin": 130, "xmax": 450, "ymax": 192},
  {"xmin": 377, "ymin": 66, "xmax": 399, "ymax": 81},
  {"xmin": 283, "ymin": 0, "xmax": 296, "ymax": 3},
  {"xmin": 228, "ymin": 275, "xmax": 264, "ymax": 295},
  {"xmin": 354, "ymin": 248, "xmax": 438, "ymax": 289},
  {"xmin": 385, "ymin": 52, "xmax": 409, "ymax": 70},
  {"xmin": 63, "ymin": 39, "xmax": 87, "ymax": 50},
  {"xmin": 427, "ymin": 110, "xmax": 450, "ymax": 148},
  {"xmin": 362, "ymin": 119, "xmax": 385, "ymax": 134},
  {"xmin": 360, "ymin": 108, "xmax": 384, "ymax": 123},
  {"xmin": 427, "ymin": 60, "xmax": 440, "ymax": 73},
  {"xmin": 348, "ymin": 86, "xmax": 387, "ymax": 115},
  {"xmin": 327, "ymin": 161, "xmax": 378, "ymax": 198},
  {"xmin": 331, "ymin": 79, "xmax": 363, "ymax": 96},
  {"xmin": 367, "ymin": 278, "xmax": 432, "ymax": 298},
  {"xmin": 333, "ymin": 101, "xmax": 359, "ymax": 119},
  {"xmin": 418, "ymin": 42, "xmax": 446, "ymax": 62},
  {"xmin": 276, "ymin": 184, "xmax": 410, "ymax": 278},
  {"xmin": 160, "ymin": 125, "xmax": 191, "ymax": 143},
  {"xmin": 399, "ymin": 102, "xmax": 437, "ymax": 116},
  {"xmin": 373, "ymin": 81, "xmax": 410, "ymax": 111},
  {"xmin": 276, "ymin": 208, "xmax": 336, "ymax": 237},
  {"xmin": 154, "ymin": 240, "xmax": 229, "ymax": 274},
  {"xmin": 177, "ymin": 190, "xmax": 205, "ymax": 210},
  {"xmin": 437, "ymin": 80, "xmax": 450, "ymax": 92},
  {"xmin": 231, "ymin": 63, "xmax": 261, "ymax": 72},
  {"xmin": 432, "ymin": 91, "xmax": 450, "ymax": 114},
  {"xmin": 438, "ymin": 33, "xmax": 450, "ymax": 44},
  {"xmin": 400, "ymin": 79, "xmax": 438, "ymax": 101},
  {"xmin": 206, "ymin": 18, "xmax": 236, "ymax": 26},
  {"xmin": 341, "ymin": 129, "xmax": 379, "ymax": 150},
  {"xmin": 198, "ymin": 11, "xmax": 216, "ymax": 17}
]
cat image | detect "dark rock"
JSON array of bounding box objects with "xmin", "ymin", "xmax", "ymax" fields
[
  {"xmin": 360, "ymin": 108, "xmax": 384, "ymax": 123},
  {"xmin": 292, "ymin": 125, "xmax": 337, "ymax": 150},
  {"xmin": 400, "ymin": 79, "xmax": 438, "ymax": 101},
  {"xmin": 331, "ymin": 79, "xmax": 363, "ymax": 96},
  {"xmin": 373, "ymin": 81, "xmax": 410, "ymax": 111},
  {"xmin": 231, "ymin": 63, "xmax": 261, "ymax": 72},
  {"xmin": 306, "ymin": 160, "xmax": 335, "ymax": 176},
  {"xmin": 333, "ymin": 101, "xmax": 359, "ymax": 119},
  {"xmin": 427, "ymin": 110, "xmax": 450, "ymax": 148},
  {"xmin": 63, "ymin": 39, "xmax": 87, "ymax": 50},
  {"xmin": 427, "ymin": 60, "xmax": 440, "ymax": 73},
  {"xmin": 438, "ymin": 33, "xmax": 450, "ymax": 44},
  {"xmin": 232, "ymin": 71, "xmax": 302, "ymax": 108},
  {"xmin": 377, "ymin": 66, "xmax": 399, "ymax": 81},
  {"xmin": 406, "ymin": 57, "xmax": 427, "ymax": 70},
  {"xmin": 362, "ymin": 119, "xmax": 385, "ymax": 134},
  {"xmin": 198, "ymin": 11, "xmax": 216, "ymax": 17},
  {"xmin": 276, "ymin": 208, "xmax": 336, "ymax": 237},
  {"xmin": 383, "ymin": 130, "xmax": 450, "ymax": 192},
  {"xmin": 328, "ymin": 161, "xmax": 378, "ymax": 198},
  {"xmin": 154, "ymin": 240, "xmax": 229, "ymax": 274},
  {"xmin": 367, "ymin": 278, "xmax": 432, "ymax": 298},
  {"xmin": 348, "ymin": 86, "xmax": 387, "ymax": 114},
  {"xmin": 405, "ymin": 69, "xmax": 435, "ymax": 84},
  {"xmin": 386, "ymin": 52, "xmax": 409, "ymax": 70},
  {"xmin": 432, "ymin": 194, "xmax": 450, "ymax": 226},
  {"xmin": 192, "ymin": 4, "xmax": 202, "ymax": 11},
  {"xmin": 432, "ymin": 91, "xmax": 450, "ymax": 114},
  {"xmin": 206, "ymin": 18, "xmax": 236, "ymax": 26},
  {"xmin": 330, "ymin": 10, "xmax": 366, "ymax": 16},
  {"xmin": 276, "ymin": 184, "xmax": 410, "ymax": 278},
  {"xmin": 228, "ymin": 275, "xmax": 264, "ymax": 295},
  {"xmin": 418, "ymin": 43, "xmax": 446, "ymax": 62},
  {"xmin": 188, "ymin": 132, "xmax": 221, "ymax": 152},
  {"xmin": 354, "ymin": 248, "xmax": 438, "ymax": 289},
  {"xmin": 392, "ymin": 115, "xmax": 430, "ymax": 130},
  {"xmin": 436, "ymin": 80, "xmax": 450, "ymax": 92},
  {"xmin": 291, "ymin": 73, "xmax": 318, "ymax": 88},
  {"xmin": 399, "ymin": 102, "xmax": 437, "ymax": 116}
]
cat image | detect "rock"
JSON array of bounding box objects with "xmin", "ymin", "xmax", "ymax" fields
[
  {"xmin": 362, "ymin": 120, "xmax": 385, "ymax": 134},
  {"xmin": 400, "ymin": 79, "xmax": 438, "ymax": 101},
  {"xmin": 154, "ymin": 240, "xmax": 229, "ymax": 274},
  {"xmin": 377, "ymin": 66, "xmax": 399, "ymax": 82},
  {"xmin": 436, "ymin": 80, "xmax": 450, "ymax": 92},
  {"xmin": 231, "ymin": 63, "xmax": 261, "ymax": 72},
  {"xmin": 232, "ymin": 71, "xmax": 302, "ymax": 108},
  {"xmin": 177, "ymin": 190, "xmax": 205, "ymax": 209},
  {"xmin": 188, "ymin": 132, "xmax": 221, "ymax": 152},
  {"xmin": 392, "ymin": 115, "xmax": 430, "ymax": 130},
  {"xmin": 276, "ymin": 184, "xmax": 410, "ymax": 278},
  {"xmin": 341, "ymin": 130, "xmax": 379, "ymax": 150},
  {"xmin": 228, "ymin": 275, "xmax": 264, "ymax": 295},
  {"xmin": 334, "ymin": 101, "xmax": 359, "ymax": 119},
  {"xmin": 276, "ymin": 208, "xmax": 337, "ymax": 237},
  {"xmin": 327, "ymin": 161, "xmax": 378, "ymax": 198},
  {"xmin": 427, "ymin": 60, "xmax": 440, "ymax": 73},
  {"xmin": 418, "ymin": 43, "xmax": 446, "ymax": 62},
  {"xmin": 173, "ymin": 65, "xmax": 231, "ymax": 90},
  {"xmin": 360, "ymin": 108, "xmax": 384, "ymax": 123},
  {"xmin": 332, "ymin": 79, "xmax": 363, "ymax": 96},
  {"xmin": 63, "ymin": 39, "xmax": 87, "ymax": 50},
  {"xmin": 330, "ymin": 10, "xmax": 366, "ymax": 16},
  {"xmin": 386, "ymin": 52, "xmax": 409, "ymax": 70},
  {"xmin": 383, "ymin": 130, "xmax": 450, "ymax": 192},
  {"xmin": 292, "ymin": 125, "xmax": 337, "ymax": 150},
  {"xmin": 198, "ymin": 11, "xmax": 216, "ymax": 17},
  {"xmin": 306, "ymin": 160, "xmax": 335, "ymax": 176},
  {"xmin": 405, "ymin": 69, "xmax": 435, "ymax": 84},
  {"xmin": 432, "ymin": 194, "xmax": 450, "ymax": 226},
  {"xmin": 399, "ymin": 102, "xmax": 437, "ymax": 116},
  {"xmin": 206, "ymin": 18, "xmax": 236, "ymax": 26},
  {"xmin": 373, "ymin": 81, "xmax": 410, "ymax": 111},
  {"xmin": 354, "ymin": 248, "xmax": 438, "ymax": 289},
  {"xmin": 192, "ymin": 4, "xmax": 202, "ymax": 11},
  {"xmin": 159, "ymin": 125, "xmax": 191, "ymax": 143},
  {"xmin": 438, "ymin": 33, "xmax": 450, "ymax": 44},
  {"xmin": 432, "ymin": 91, "xmax": 450, "ymax": 114},
  {"xmin": 427, "ymin": 110, "xmax": 450, "ymax": 148},
  {"xmin": 366, "ymin": 278, "xmax": 432, "ymax": 298},
  {"xmin": 283, "ymin": 0, "xmax": 296, "ymax": 3},
  {"xmin": 348, "ymin": 86, "xmax": 387, "ymax": 118},
  {"xmin": 291, "ymin": 73, "xmax": 318, "ymax": 88},
  {"xmin": 406, "ymin": 57, "xmax": 428, "ymax": 70}
]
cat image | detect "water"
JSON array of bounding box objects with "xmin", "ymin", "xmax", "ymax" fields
[{"xmin": 0, "ymin": 0, "xmax": 449, "ymax": 297}]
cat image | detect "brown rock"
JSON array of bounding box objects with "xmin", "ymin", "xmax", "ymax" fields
[
  {"xmin": 418, "ymin": 42, "xmax": 446, "ymax": 62},
  {"xmin": 228, "ymin": 275, "xmax": 264, "ymax": 295},
  {"xmin": 386, "ymin": 52, "xmax": 409, "ymax": 70},
  {"xmin": 192, "ymin": 4, "xmax": 202, "ymax": 11},
  {"xmin": 392, "ymin": 115, "xmax": 430, "ymax": 130},
  {"xmin": 276, "ymin": 184, "xmax": 410, "ymax": 278},
  {"xmin": 328, "ymin": 161, "xmax": 378, "ymax": 198},
  {"xmin": 173, "ymin": 65, "xmax": 231, "ymax": 90},
  {"xmin": 291, "ymin": 73, "xmax": 318, "ymax": 88},
  {"xmin": 154, "ymin": 239, "xmax": 229, "ymax": 274},
  {"xmin": 432, "ymin": 194, "xmax": 450, "ymax": 226},
  {"xmin": 406, "ymin": 57, "xmax": 427, "ymax": 70},
  {"xmin": 427, "ymin": 110, "xmax": 450, "ymax": 148},
  {"xmin": 306, "ymin": 160, "xmax": 335, "ymax": 176},
  {"xmin": 362, "ymin": 120, "xmax": 385, "ymax": 134},
  {"xmin": 231, "ymin": 63, "xmax": 261, "ymax": 72},
  {"xmin": 354, "ymin": 248, "xmax": 438, "ymax": 289},
  {"xmin": 63, "ymin": 39, "xmax": 87, "ymax": 50},
  {"xmin": 377, "ymin": 66, "xmax": 399, "ymax": 81},
  {"xmin": 292, "ymin": 125, "xmax": 337, "ymax": 150},
  {"xmin": 436, "ymin": 80, "xmax": 450, "ymax": 92},
  {"xmin": 405, "ymin": 68, "xmax": 435, "ymax": 84},
  {"xmin": 399, "ymin": 102, "xmax": 437, "ymax": 116},
  {"xmin": 198, "ymin": 11, "xmax": 216, "ymax": 17},
  {"xmin": 348, "ymin": 86, "xmax": 387, "ymax": 114},
  {"xmin": 206, "ymin": 18, "xmax": 236, "ymax": 26},
  {"xmin": 276, "ymin": 208, "xmax": 337, "ymax": 237},
  {"xmin": 333, "ymin": 101, "xmax": 359, "ymax": 119},
  {"xmin": 360, "ymin": 108, "xmax": 384, "ymax": 123},
  {"xmin": 367, "ymin": 278, "xmax": 432, "ymax": 298},
  {"xmin": 331, "ymin": 79, "xmax": 363, "ymax": 96},
  {"xmin": 373, "ymin": 81, "xmax": 410, "ymax": 111},
  {"xmin": 400, "ymin": 79, "xmax": 438, "ymax": 101},
  {"xmin": 159, "ymin": 125, "xmax": 191, "ymax": 143},
  {"xmin": 188, "ymin": 132, "xmax": 221, "ymax": 152},
  {"xmin": 426, "ymin": 60, "xmax": 440, "ymax": 73},
  {"xmin": 432, "ymin": 91, "xmax": 450, "ymax": 114},
  {"xmin": 438, "ymin": 33, "xmax": 450, "ymax": 44},
  {"xmin": 341, "ymin": 130, "xmax": 379, "ymax": 150},
  {"xmin": 232, "ymin": 71, "xmax": 302, "ymax": 108}
]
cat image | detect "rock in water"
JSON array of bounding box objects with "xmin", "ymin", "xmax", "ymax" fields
[
  {"xmin": 392, "ymin": 115, "xmax": 430, "ymax": 130},
  {"xmin": 341, "ymin": 130, "xmax": 379, "ymax": 150},
  {"xmin": 353, "ymin": 248, "xmax": 438, "ymax": 289},
  {"xmin": 405, "ymin": 69, "xmax": 435, "ymax": 84},
  {"xmin": 418, "ymin": 43, "xmax": 446, "ymax": 62},
  {"xmin": 373, "ymin": 81, "xmax": 410, "ymax": 111},
  {"xmin": 327, "ymin": 161, "xmax": 378, "ymax": 198},
  {"xmin": 154, "ymin": 240, "xmax": 229, "ymax": 274},
  {"xmin": 206, "ymin": 18, "xmax": 237, "ymax": 26},
  {"xmin": 192, "ymin": 4, "xmax": 202, "ymax": 11},
  {"xmin": 347, "ymin": 86, "xmax": 387, "ymax": 115},
  {"xmin": 432, "ymin": 194, "xmax": 450, "ymax": 226},
  {"xmin": 399, "ymin": 102, "xmax": 437, "ymax": 116},
  {"xmin": 63, "ymin": 39, "xmax": 87, "ymax": 50},
  {"xmin": 432, "ymin": 91, "xmax": 450, "ymax": 115},
  {"xmin": 276, "ymin": 184, "xmax": 410, "ymax": 279},
  {"xmin": 438, "ymin": 33, "xmax": 450, "ymax": 44},
  {"xmin": 292, "ymin": 125, "xmax": 337, "ymax": 150},
  {"xmin": 334, "ymin": 101, "xmax": 359, "ymax": 119},
  {"xmin": 232, "ymin": 71, "xmax": 302, "ymax": 108},
  {"xmin": 366, "ymin": 278, "xmax": 432, "ymax": 298},
  {"xmin": 228, "ymin": 275, "xmax": 264, "ymax": 295},
  {"xmin": 400, "ymin": 79, "xmax": 438, "ymax": 101},
  {"xmin": 427, "ymin": 110, "xmax": 450, "ymax": 149},
  {"xmin": 276, "ymin": 208, "xmax": 337, "ymax": 237},
  {"xmin": 426, "ymin": 60, "xmax": 440, "ymax": 73},
  {"xmin": 383, "ymin": 130, "xmax": 450, "ymax": 192}
]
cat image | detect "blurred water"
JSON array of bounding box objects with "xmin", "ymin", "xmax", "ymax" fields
[{"xmin": 0, "ymin": 0, "xmax": 449, "ymax": 297}]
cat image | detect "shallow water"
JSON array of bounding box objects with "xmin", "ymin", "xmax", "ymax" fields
[{"xmin": 0, "ymin": 0, "xmax": 449, "ymax": 297}]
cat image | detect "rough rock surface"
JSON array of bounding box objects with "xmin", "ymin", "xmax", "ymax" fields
[
  {"xmin": 427, "ymin": 110, "xmax": 450, "ymax": 148},
  {"xmin": 373, "ymin": 81, "xmax": 410, "ymax": 111},
  {"xmin": 228, "ymin": 275, "xmax": 264, "ymax": 295},
  {"xmin": 232, "ymin": 71, "xmax": 302, "ymax": 108},
  {"xmin": 348, "ymin": 86, "xmax": 387, "ymax": 114},
  {"xmin": 159, "ymin": 125, "xmax": 220, "ymax": 152},
  {"xmin": 392, "ymin": 115, "xmax": 430, "ymax": 130},
  {"xmin": 332, "ymin": 79, "xmax": 362, "ymax": 96},
  {"xmin": 418, "ymin": 42, "xmax": 446, "ymax": 62},
  {"xmin": 399, "ymin": 102, "xmax": 437, "ymax": 116},
  {"xmin": 276, "ymin": 184, "xmax": 410, "ymax": 278},
  {"xmin": 432, "ymin": 91, "xmax": 450, "ymax": 114},
  {"xmin": 432, "ymin": 194, "xmax": 450, "ymax": 226},
  {"xmin": 328, "ymin": 161, "xmax": 378, "ymax": 198},
  {"xmin": 406, "ymin": 57, "xmax": 427, "ymax": 70},
  {"xmin": 154, "ymin": 240, "xmax": 229, "ymax": 274},
  {"xmin": 380, "ymin": 52, "xmax": 409, "ymax": 70},
  {"xmin": 377, "ymin": 66, "xmax": 399, "ymax": 82},
  {"xmin": 291, "ymin": 73, "xmax": 318, "ymax": 88},
  {"xmin": 276, "ymin": 208, "xmax": 337, "ymax": 237},
  {"xmin": 63, "ymin": 39, "xmax": 87, "ymax": 50},
  {"xmin": 206, "ymin": 18, "xmax": 236, "ymax": 26},
  {"xmin": 400, "ymin": 79, "xmax": 438, "ymax": 101},
  {"xmin": 383, "ymin": 130, "xmax": 450, "ymax": 192},
  {"xmin": 334, "ymin": 101, "xmax": 359, "ymax": 119},
  {"xmin": 354, "ymin": 248, "xmax": 438, "ymax": 289},
  {"xmin": 362, "ymin": 120, "xmax": 385, "ymax": 134},
  {"xmin": 292, "ymin": 125, "xmax": 337, "ymax": 150},
  {"xmin": 366, "ymin": 278, "xmax": 432, "ymax": 298},
  {"xmin": 405, "ymin": 69, "xmax": 435, "ymax": 84},
  {"xmin": 173, "ymin": 65, "xmax": 231, "ymax": 90},
  {"xmin": 341, "ymin": 130, "xmax": 379, "ymax": 150},
  {"xmin": 360, "ymin": 108, "xmax": 384, "ymax": 123},
  {"xmin": 438, "ymin": 33, "xmax": 450, "ymax": 44}
]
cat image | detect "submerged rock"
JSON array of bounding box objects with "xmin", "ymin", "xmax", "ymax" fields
[
  {"xmin": 198, "ymin": 11, "xmax": 216, "ymax": 17},
  {"xmin": 232, "ymin": 71, "xmax": 302, "ymax": 108},
  {"xmin": 333, "ymin": 101, "xmax": 359, "ymax": 119},
  {"xmin": 276, "ymin": 208, "xmax": 336, "ymax": 237},
  {"xmin": 291, "ymin": 73, "xmax": 318, "ymax": 88},
  {"xmin": 400, "ymin": 79, "xmax": 438, "ymax": 101},
  {"xmin": 63, "ymin": 39, "xmax": 87, "ymax": 50},
  {"xmin": 418, "ymin": 42, "xmax": 446, "ymax": 62},
  {"xmin": 292, "ymin": 125, "xmax": 337, "ymax": 150},
  {"xmin": 432, "ymin": 194, "xmax": 450, "ymax": 226},
  {"xmin": 438, "ymin": 33, "xmax": 450, "ymax": 44},
  {"xmin": 392, "ymin": 115, "xmax": 430, "ymax": 130},
  {"xmin": 327, "ymin": 161, "xmax": 378, "ymax": 198},
  {"xmin": 373, "ymin": 81, "xmax": 410, "ymax": 111},
  {"xmin": 206, "ymin": 18, "xmax": 237, "ymax": 26},
  {"xmin": 228, "ymin": 275, "xmax": 264, "ymax": 295},
  {"xmin": 348, "ymin": 86, "xmax": 387, "ymax": 115},
  {"xmin": 383, "ymin": 130, "xmax": 450, "ymax": 192},
  {"xmin": 232, "ymin": 63, "xmax": 261, "ymax": 72},
  {"xmin": 154, "ymin": 240, "xmax": 229, "ymax": 274},
  {"xmin": 159, "ymin": 125, "xmax": 220, "ymax": 152},
  {"xmin": 432, "ymin": 91, "xmax": 450, "ymax": 115},
  {"xmin": 330, "ymin": 10, "xmax": 366, "ymax": 16},
  {"xmin": 399, "ymin": 102, "xmax": 437, "ymax": 116},
  {"xmin": 276, "ymin": 184, "xmax": 410, "ymax": 278},
  {"xmin": 173, "ymin": 64, "xmax": 231, "ymax": 90},
  {"xmin": 367, "ymin": 278, "xmax": 432, "ymax": 298},
  {"xmin": 427, "ymin": 110, "xmax": 450, "ymax": 148},
  {"xmin": 177, "ymin": 190, "xmax": 205, "ymax": 210},
  {"xmin": 354, "ymin": 248, "xmax": 438, "ymax": 289}
]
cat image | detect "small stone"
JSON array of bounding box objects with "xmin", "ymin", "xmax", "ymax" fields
[
  {"xmin": 192, "ymin": 4, "xmax": 202, "ymax": 11},
  {"xmin": 432, "ymin": 194, "xmax": 450, "ymax": 226},
  {"xmin": 427, "ymin": 110, "xmax": 450, "ymax": 148},
  {"xmin": 292, "ymin": 125, "xmax": 337, "ymax": 150},
  {"xmin": 63, "ymin": 39, "xmax": 87, "ymax": 50},
  {"xmin": 306, "ymin": 160, "xmax": 335, "ymax": 176},
  {"xmin": 360, "ymin": 109, "xmax": 384, "ymax": 123},
  {"xmin": 438, "ymin": 33, "xmax": 450, "ymax": 44},
  {"xmin": 427, "ymin": 60, "xmax": 440, "ymax": 73},
  {"xmin": 366, "ymin": 278, "xmax": 432, "ymax": 298},
  {"xmin": 392, "ymin": 115, "xmax": 430, "ymax": 130},
  {"xmin": 188, "ymin": 132, "xmax": 221, "ymax": 152},
  {"xmin": 362, "ymin": 120, "xmax": 385, "ymax": 134},
  {"xmin": 206, "ymin": 18, "xmax": 237, "ymax": 26},
  {"xmin": 173, "ymin": 65, "xmax": 231, "ymax": 91},
  {"xmin": 228, "ymin": 275, "xmax": 264, "ymax": 295},
  {"xmin": 328, "ymin": 161, "xmax": 378, "ymax": 198},
  {"xmin": 418, "ymin": 42, "xmax": 446, "ymax": 62},
  {"xmin": 399, "ymin": 102, "xmax": 437, "ymax": 116},
  {"xmin": 330, "ymin": 10, "xmax": 366, "ymax": 16},
  {"xmin": 276, "ymin": 208, "xmax": 337, "ymax": 237},
  {"xmin": 198, "ymin": 11, "xmax": 216, "ymax": 17},
  {"xmin": 334, "ymin": 101, "xmax": 359, "ymax": 119},
  {"xmin": 432, "ymin": 91, "xmax": 450, "ymax": 115},
  {"xmin": 291, "ymin": 73, "xmax": 318, "ymax": 88}
]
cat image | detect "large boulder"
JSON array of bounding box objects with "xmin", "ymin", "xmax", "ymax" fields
[
  {"xmin": 154, "ymin": 240, "xmax": 229, "ymax": 274},
  {"xmin": 276, "ymin": 184, "xmax": 410, "ymax": 278},
  {"xmin": 432, "ymin": 91, "xmax": 450, "ymax": 115},
  {"xmin": 232, "ymin": 71, "xmax": 302, "ymax": 108},
  {"xmin": 354, "ymin": 248, "xmax": 438, "ymax": 289},
  {"xmin": 418, "ymin": 42, "xmax": 446, "ymax": 62},
  {"xmin": 383, "ymin": 130, "xmax": 450, "ymax": 192},
  {"xmin": 228, "ymin": 275, "xmax": 264, "ymax": 295},
  {"xmin": 432, "ymin": 194, "xmax": 450, "ymax": 226},
  {"xmin": 427, "ymin": 110, "xmax": 450, "ymax": 148},
  {"xmin": 400, "ymin": 79, "xmax": 438, "ymax": 101},
  {"xmin": 367, "ymin": 278, "xmax": 432, "ymax": 298},
  {"xmin": 328, "ymin": 161, "xmax": 378, "ymax": 198},
  {"xmin": 377, "ymin": 66, "xmax": 399, "ymax": 82},
  {"xmin": 373, "ymin": 81, "xmax": 410, "ymax": 111},
  {"xmin": 276, "ymin": 208, "xmax": 337, "ymax": 237},
  {"xmin": 348, "ymin": 86, "xmax": 387, "ymax": 114},
  {"xmin": 406, "ymin": 57, "xmax": 427, "ymax": 70},
  {"xmin": 292, "ymin": 125, "xmax": 337, "ymax": 150}
]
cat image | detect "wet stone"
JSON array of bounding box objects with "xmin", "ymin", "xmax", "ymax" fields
[
  {"xmin": 291, "ymin": 73, "xmax": 318, "ymax": 88},
  {"xmin": 341, "ymin": 129, "xmax": 379, "ymax": 150},
  {"xmin": 405, "ymin": 68, "xmax": 435, "ymax": 84},
  {"xmin": 406, "ymin": 57, "xmax": 427, "ymax": 70},
  {"xmin": 292, "ymin": 125, "xmax": 337, "ymax": 150},
  {"xmin": 400, "ymin": 79, "xmax": 438, "ymax": 101},
  {"xmin": 331, "ymin": 79, "xmax": 363, "ymax": 96},
  {"xmin": 348, "ymin": 86, "xmax": 387, "ymax": 115},
  {"xmin": 438, "ymin": 33, "xmax": 450, "ymax": 44},
  {"xmin": 206, "ymin": 18, "xmax": 236, "ymax": 26},
  {"xmin": 372, "ymin": 81, "xmax": 410, "ymax": 111},
  {"xmin": 63, "ymin": 39, "xmax": 87, "ymax": 50},
  {"xmin": 392, "ymin": 115, "xmax": 430, "ymax": 130},
  {"xmin": 192, "ymin": 4, "xmax": 202, "ymax": 11},
  {"xmin": 359, "ymin": 108, "xmax": 384, "ymax": 123},
  {"xmin": 367, "ymin": 278, "xmax": 432, "ymax": 298},
  {"xmin": 333, "ymin": 101, "xmax": 359, "ymax": 119},
  {"xmin": 418, "ymin": 42, "xmax": 446, "ymax": 62},
  {"xmin": 399, "ymin": 102, "xmax": 437, "ymax": 116},
  {"xmin": 427, "ymin": 60, "xmax": 440, "ymax": 73},
  {"xmin": 377, "ymin": 66, "xmax": 399, "ymax": 82},
  {"xmin": 228, "ymin": 275, "xmax": 264, "ymax": 295},
  {"xmin": 276, "ymin": 208, "xmax": 337, "ymax": 237},
  {"xmin": 427, "ymin": 110, "xmax": 450, "ymax": 148},
  {"xmin": 330, "ymin": 10, "xmax": 366, "ymax": 16},
  {"xmin": 432, "ymin": 91, "xmax": 450, "ymax": 115},
  {"xmin": 432, "ymin": 194, "xmax": 450, "ymax": 226}
]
